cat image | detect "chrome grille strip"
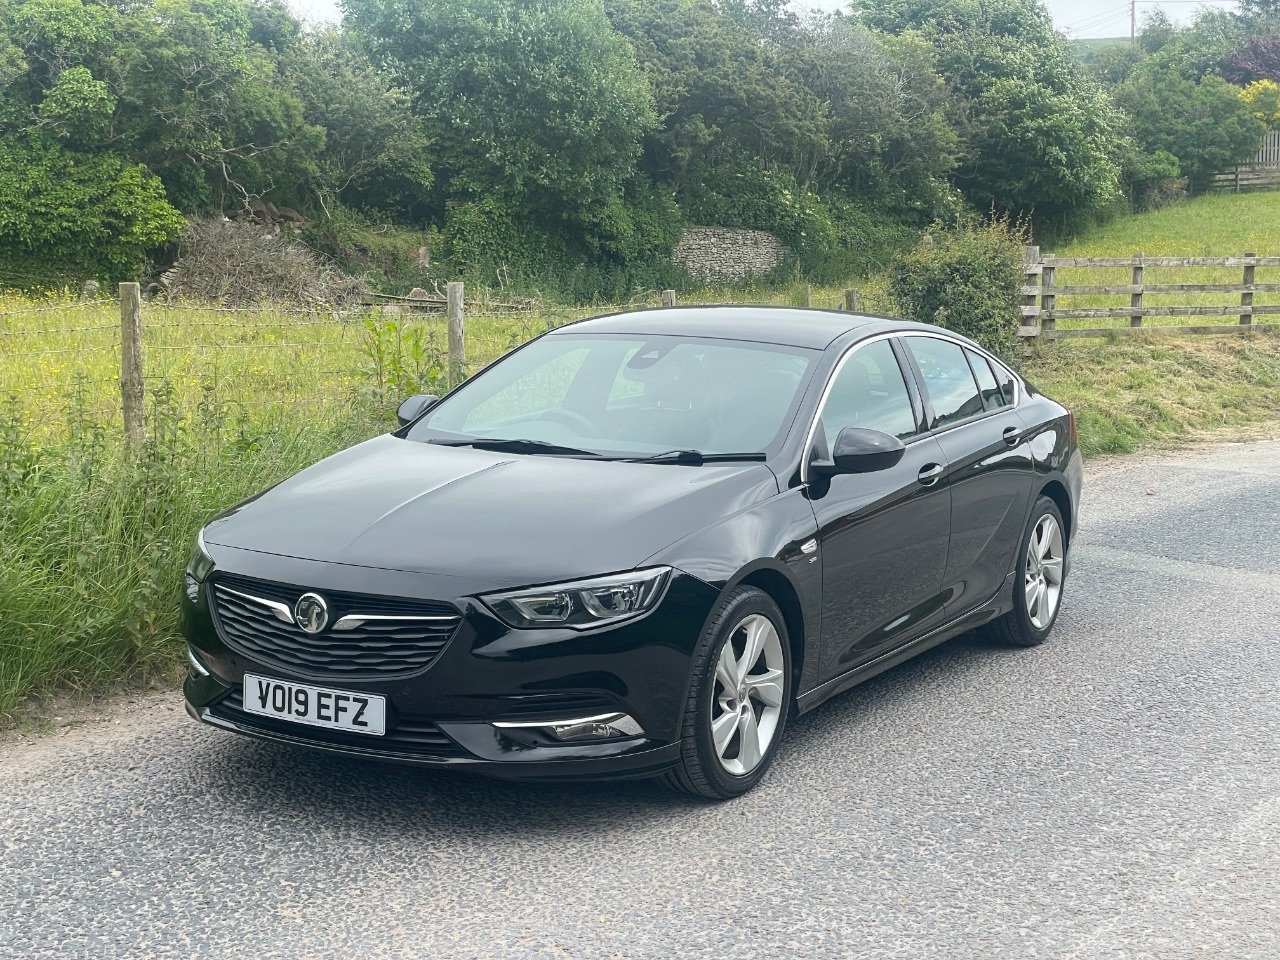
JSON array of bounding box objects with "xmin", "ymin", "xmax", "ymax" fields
[{"xmin": 213, "ymin": 584, "xmax": 295, "ymax": 624}]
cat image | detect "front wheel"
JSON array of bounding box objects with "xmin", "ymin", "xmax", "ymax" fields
[
  {"xmin": 984, "ymin": 495, "xmax": 1067, "ymax": 647},
  {"xmin": 662, "ymin": 586, "xmax": 791, "ymax": 800}
]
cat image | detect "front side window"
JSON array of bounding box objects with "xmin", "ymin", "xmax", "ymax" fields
[
  {"xmin": 410, "ymin": 334, "xmax": 816, "ymax": 457},
  {"xmin": 817, "ymin": 340, "xmax": 918, "ymax": 450},
  {"xmin": 906, "ymin": 337, "xmax": 983, "ymax": 429}
]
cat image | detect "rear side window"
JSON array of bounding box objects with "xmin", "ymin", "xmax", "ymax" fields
[
  {"xmin": 991, "ymin": 360, "xmax": 1017, "ymax": 406},
  {"xmin": 966, "ymin": 349, "xmax": 1006, "ymax": 411},
  {"xmin": 905, "ymin": 337, "xmax": 983, "ymax": 429}
]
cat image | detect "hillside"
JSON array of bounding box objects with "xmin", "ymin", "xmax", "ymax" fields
[{"xmin": 1053, "ymin": 192, "xmax": 1280, "ymax": 257}]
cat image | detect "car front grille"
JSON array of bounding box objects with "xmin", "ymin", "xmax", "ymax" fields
[
  {"xmin": 209, "ymin": 690, "xmax": 465, "ymax": 758},
  {"xmin": 209, "ymin": 573, "xmax": 461, "ymax": 680}
]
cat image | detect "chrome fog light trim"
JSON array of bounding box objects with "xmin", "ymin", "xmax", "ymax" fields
[
  {"xmin": 186, "ymin": 645, "xmax": 211, "ymax": 678},
  {"xmin": 493, "ymin": 712, "xmax": 644, "ymax": 743}
]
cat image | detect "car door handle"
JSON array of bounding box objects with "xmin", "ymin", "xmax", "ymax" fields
[
  {"xmin": 1002, "ymin": 426, "xmax": 1021, "ymax": 447},
  {"xmin": 918, "ymin": 463, "xmax": 945, "ymax": 487}
]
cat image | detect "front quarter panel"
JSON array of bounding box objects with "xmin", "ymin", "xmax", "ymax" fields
[{"xmin": 642, "ymin": 485, "xmax": 822, "ymax": 692}]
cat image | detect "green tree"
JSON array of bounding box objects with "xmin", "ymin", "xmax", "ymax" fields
[
  {"xmin": 1132, "ymin": 8, "xmax": 1250, "ymax": 82},
  {"xmin": 854, "ymin": 0, "xmax": 1126, "ymax": 225},
  {"xmin": 37, "ymin": 62, "xmax": 112, "ymax": 144},
  {"xmin": 1115, "ymin": 68, "xmax": 1265, "ymax": 191},
  {"xmin": 784, "ymin": 15, "xmax": 960, "ymax": 215},
  {"xmin": 604, "ymin": 0, "xmax": 825, "ymax": 190},
  {"xmin": 108, "ymin": 0, "xmax": 321, "ymax": 211},
  {"xmin": 1139, "ymin": 9, "xmax": 1178, "ymax": 55},
  {"xmin": 0, "ymin": 0, "xmax": 324, "ymax": 213},
  {"xmin": 346, "ymin": 0, "xmax": 656, "ymax": 224},
  {"xmin": 1242, "ymin": 0, "xmax": 1280, "ymax": 21},
  {"xmin": 284, "ymin": 30, "xmax": 433, "ymax": 217},
  {"xmin": 0, "ymin": 132, "xmax": 184, "ymax": 281}
]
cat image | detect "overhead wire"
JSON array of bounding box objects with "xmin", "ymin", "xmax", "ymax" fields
[{"xmin": 1059, "ymin": 4, "xmax": 1131, "ymax": 34}]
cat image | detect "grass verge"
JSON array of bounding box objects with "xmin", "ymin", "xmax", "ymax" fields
[
  {"xmin": 1023, "ymin": 334, "xmax": 1280, "ymax": 455},
  {"xmin": 0, "ymin": 399, "xmax": 390, "ymax": 720}
]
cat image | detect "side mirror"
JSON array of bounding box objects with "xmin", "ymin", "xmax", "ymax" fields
[
  {"xmin": 396, "ymin": 394, "xmax": 438, "ymax": 426},
  {"xmin": 813, "ymin": 427, "xmax": 905, "ymax": 477}
]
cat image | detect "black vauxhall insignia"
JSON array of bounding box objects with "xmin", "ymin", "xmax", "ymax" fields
[{"xmin": 183, "ymin": 307, "xmax": 1082, "ymax": 799}]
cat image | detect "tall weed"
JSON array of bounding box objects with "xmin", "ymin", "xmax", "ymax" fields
[{"xmin": 0, "ymin": 382, "xmax": 386, "ymax": 717}]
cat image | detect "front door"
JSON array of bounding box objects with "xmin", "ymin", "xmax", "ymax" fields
[
  {"xmin": 807, "ymin": 338, "xmax": 952, "ymax": 682},
  {"xmin": 901, "ymin": 337, "xmax": 1035, "ymax": 614}
]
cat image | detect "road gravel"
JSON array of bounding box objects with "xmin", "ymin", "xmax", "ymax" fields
[{"xmin": 2, "ymin": 441, "xmax": 1278, "ymax": 959}]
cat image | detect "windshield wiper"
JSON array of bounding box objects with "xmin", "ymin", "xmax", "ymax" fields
[
  {"xmin": 430, "ymin": 438, "xmax": 605, "ymax": 458},
  {"xmin": 627, "ymin": 450, "xmax": 768, "ymax": 465}
]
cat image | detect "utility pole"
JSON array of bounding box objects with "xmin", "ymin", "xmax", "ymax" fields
[{"xmin": 1131, "ymin": 0, "xmax": 1137, "ymax": 46}]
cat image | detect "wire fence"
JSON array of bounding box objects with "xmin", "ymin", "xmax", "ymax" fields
[
  {"xmin": 0, "ymin": 287, "xmax": 670, "ymax": 445},
  {"xmin": 2, "ymin": 282, "xmax": 875, "ymax": 447}
]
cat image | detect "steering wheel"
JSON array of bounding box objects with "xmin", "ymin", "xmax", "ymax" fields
[{"xmin": 535, "ymin": 408, "xmax": 597, "ymax": 436}]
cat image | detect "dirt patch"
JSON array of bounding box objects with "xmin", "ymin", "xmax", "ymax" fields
[{"xmin": 0, "ymin": 683, "xmax": 177, "ymax": 754}]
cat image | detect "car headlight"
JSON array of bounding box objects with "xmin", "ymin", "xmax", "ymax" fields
[
  {"xmin": 185, "ymin": 530, "xmax": 215, "ymax": 601},
  {"xmin": 482, "ymin": 567, "xmax": 671, "ymax": 630}
]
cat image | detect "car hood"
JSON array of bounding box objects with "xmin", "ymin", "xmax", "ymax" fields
[{"xmin": 203, "ymin": 434, "xmax": 780, "ymax": 587}]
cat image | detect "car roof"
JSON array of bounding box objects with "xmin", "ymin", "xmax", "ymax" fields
[{"xmin": 551, "ymin": 305, "xmax": 883, "ymax": 350}]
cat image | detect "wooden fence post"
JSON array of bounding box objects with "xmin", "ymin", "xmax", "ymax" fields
[
  {"xmin": 660, "ymin": 289, "xmax": 677, "ymax": 308},
  {"xmin": 1040, "ymin": 255, "xmax": 1056, "ymax": 340},
  {"xmin": 844, "ymin": 289, "xmax": 859, "ymax": 313},
  {"xmin": 119, "ymin": 282, "xmax": 145, "ymax": 449},
  {"xmin": 1130, "ymin": 252, "xmax": 1144, "ymax": 328},
  {"xmin": 1021, "ymin": 246, "xmax": 1041, "ymax": 341},
  {"xmin": 447, "ymin": 281, "xmax": 465, "ymax": 386},
  {"xmin": 804, "ymin": 284, "xmax": 813, "ymax": 308},
  {"xmin": 1241, "ymin": 252, "xmax": 1255, "ymax": 327}
]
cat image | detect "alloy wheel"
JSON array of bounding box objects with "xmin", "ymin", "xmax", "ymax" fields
[
  {"xmin": 709, "ymin": 613, "xmax": 786, "ymax": 776},
  {"xmin": 1024, "ymin": 514, "xmax": 1065, "ymax": 630}
]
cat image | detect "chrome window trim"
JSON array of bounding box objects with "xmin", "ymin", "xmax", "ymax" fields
[
  {"xmin": 800, "ymin": 332, "xmax": 912, "ymax": 484},
  {"xmin": 898, "ymin": 332, "xmax": 1021, "ymax": 408},
  {"xmin": 800, "ymin": 330, "xmax": 1022, "ymax": 483}
]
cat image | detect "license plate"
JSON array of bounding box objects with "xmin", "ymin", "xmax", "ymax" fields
[{"xmin": 242, "ymin": 674, "xmax": 386, "ymax": 736}]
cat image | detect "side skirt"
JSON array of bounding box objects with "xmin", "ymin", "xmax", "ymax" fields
[{"xmin": 794, "ymin": 603, "xmax": 997, "ymax": 715}]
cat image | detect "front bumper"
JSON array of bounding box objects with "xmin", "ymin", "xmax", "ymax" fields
[{"xmin": 182, "ymin": 548, "xmax": 719, "ymax": 782}]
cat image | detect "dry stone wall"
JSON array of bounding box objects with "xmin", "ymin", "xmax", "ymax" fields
[{"xmin": 674, "ymin": 227, "xmax": 788, "ymax": 281}]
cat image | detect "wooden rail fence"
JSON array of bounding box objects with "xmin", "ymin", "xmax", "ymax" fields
[
  {"xmin": 1018, "ymin": 247, "xmax": 1280, "ymax": 341},
  {"xmin": 1213, "ymin": 130, "xmax": 1280, "ymax": 193}
]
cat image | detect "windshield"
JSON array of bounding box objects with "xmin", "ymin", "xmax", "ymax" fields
[{"xmin": 407, "ymin": 333, "xmax": 817, "ymax": 458}]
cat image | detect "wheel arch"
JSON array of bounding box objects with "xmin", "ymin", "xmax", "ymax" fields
[
  {"xmin": 733, "ymin": 566, "xmax": 806, "ymax": 712},
  {"xmin": 1038, "ymin": 479, "xmax": 1073, "ymax": 549}
]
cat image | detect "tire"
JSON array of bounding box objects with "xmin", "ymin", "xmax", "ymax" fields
[
  {"xmin": 984, "ymin": 495, "xmax": 1068, "ymax": 648},
  {"xmin": 661, "ymin": 586, "xmax": 792, "ymax": 800}
]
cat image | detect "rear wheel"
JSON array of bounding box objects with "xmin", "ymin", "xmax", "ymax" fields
[
  {"xmin": 662, "ymin": 586, "xmax": 791, "ymax": 799},
  {"xmin": 984, "ymin": 495, "xmax": 1067, "ymax": 647}
]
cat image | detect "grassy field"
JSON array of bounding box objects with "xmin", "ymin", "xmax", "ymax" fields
[
  {"xmin": 3, "ymin": 191, "xmax": 1280, "ymax": 719},
  {"xmin": 1038, "ymin": 192, "xmax": 1280, "ymax": 329}
]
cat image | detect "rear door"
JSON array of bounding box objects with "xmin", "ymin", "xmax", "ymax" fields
[{"xmin": 900, "ymin": 336, "xmax": 1034, "ymax": 614}]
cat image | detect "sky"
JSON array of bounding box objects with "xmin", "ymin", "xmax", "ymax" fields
[{"xmin": 286, "ymin": 0, "xmax": 1241, "ymax": 40}]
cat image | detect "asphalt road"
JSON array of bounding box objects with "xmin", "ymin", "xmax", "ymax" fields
[{"xmin": 3, "ymin": 442, "xmax": 1279, "ymax": 959}]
